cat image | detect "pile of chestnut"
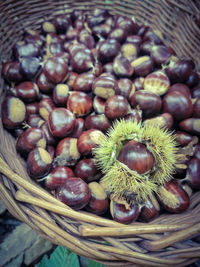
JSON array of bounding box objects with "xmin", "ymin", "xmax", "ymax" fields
[{"xmin": 1, "ymin": 7, "xmax": 200, "ymax": 224}]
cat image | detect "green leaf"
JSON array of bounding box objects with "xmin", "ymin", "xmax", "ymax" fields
[
  {"xmin": 37, "ymin": 246, "xmax": 80, "ymax": 267},
  {"xmin": 88, "ymin": 260, "xmax": 108, "ymax": 267}
]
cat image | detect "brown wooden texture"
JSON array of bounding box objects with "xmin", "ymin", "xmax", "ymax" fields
[{"xmin": 0, "ymin": 1, "xmax": 200, "ymax": 266}]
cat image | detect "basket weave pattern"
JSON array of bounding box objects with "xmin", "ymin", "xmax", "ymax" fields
[{"xmin": 0, "ymin": 1, "xmax": 200, "ymax": 266}]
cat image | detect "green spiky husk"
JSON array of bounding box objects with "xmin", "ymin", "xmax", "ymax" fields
[{"xmin": 93, "ymin": 119, "xmax": 178, "ymax": 204}]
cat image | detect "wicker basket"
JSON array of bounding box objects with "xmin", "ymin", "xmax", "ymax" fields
[{"xmin": 0, "ymin": 0, "xmax": 200, "ymax": 266}]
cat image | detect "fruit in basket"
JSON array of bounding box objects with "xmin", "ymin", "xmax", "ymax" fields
[
  {"xmin": 1, "ymin": 7, "xmax": 200, "ymax": 225},
  {"xmin": 56, "ymin": 177, "xmax": 91, "ymax": 210},
  {"xmin": 86, "ymin": 182, "xmax": 109, "ymax": 214}
]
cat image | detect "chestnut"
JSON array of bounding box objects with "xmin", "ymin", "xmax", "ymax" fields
[
  {"xmin": 157, "ymin": 180, "xmax": 190, "ymax": 213},
  {"xmin": 92, "ymin": 75, "xmax": 118, "ymax": 99},
  {"xmin": 67, "ymin": 92, "xmax": 92, "ymax": 117},
  {"xmin": 73, "ymin": 73, "xmax": 95, "ymax": 92},
  {"xmin": 52, "ymin": 84, "xmax": 69, "ymax": 106},
  {"xmin": 86, "ymin": 182, "xmax": 109, "ymax": 214},
  {"xmin": 130, "ymin": 91, "xmax": 162, "ymax": 118},
  {"xmin": 37, "ymin": 71, "xmax": 55, "ymax": 94},
  {"xmin": 77, "ymin": 129, "xmax": 105, "ymax": 156},
  {"xmin": 120, "ymin": 43, "xmax": 138, "ymax": 61},
  {"xmin": 26, "ymin": 102, "xmax": 39, "ymax": 115},
  {"xmin": 179, "ymin": 118, "xmax": 200, "ymax": 135},
  {"xmin": 117, "ymin": 78, "xmax": 135, "ymax": 99},
  {"xmin": 27, "ymin": 113, "xmax": 44, "ymax": 128},
  {"xmin": 38, "ymin": 96, "xmax": 55, "ymax": 121},
  {"xmin": 113, "ymin": 56, "xmax": 134, "ymax": 78},
  {"xmin": 74, "ymin": 158, "xmax": 101, "ymax": 183},
  {"xmin": 2, "ymin": 61, "xmax": 24, "ymax": 83},
  {"xmin": 139, "ymin": 195, "xmax": 160, "ymax": 222},
  {"xmin": 55, "ymin": 137, "xmax": 80, "ymax": 166},
  {"xmin": 118, "ymin": 140, "xmax": 154, "ymax": 174},
  {"xmin": 162, "ymin": 91, "xmax": 193, "ymax": 121},
  {"xmin": 27, "ymin": 147, "xmax": 52, "ymax": 179},
  {"xmin": 143, "ymin": 71, "xmax": 170, "ymax": 96},
  {"xmin": 14, "ymin": 81, "xmax": 40, "ymax": 103},
  {"xmin": 110, "ymin": 200, "xmax": 140, "ymax": 224},
  {"xmin": 44, "ymin": 166, "xmax": 74, "ymax": 190},
  {"xmin": 13, "ymin": 41, "xmax": 41, "ymax": 59},
  {"xmin": 175, "ymin": 131, "xmax": 193, "ymax": 146},
  {"xmin": 43, "ymin": 56, "xmax": 68, "ymax": 84},
  {"xmin": 150, "ymin": 45, "xmax": 173, "ymax": 65},
  {"xmin": 123, "ymin": 109, "xmax": 142, "ymax": 123},
  {"xmin": 93, "ymin": 96, "xmax": 106, "ymax": 114},
  {"xmin": 56, "ymin": 177, "xmax": 91, "ymax": 210},
  {"xmin": 97, "ymin": 39, "xmax": 121, "ymax": 63},
  {"xmin": 131, "ymin": 56, "xmax": 154, "ymax": 77},
  {"xmin": 16, "ymin": 127, "xmax": 46, "ymax": 157},
  {"xmin": 70, "ymin": 48, "xmax": 94, "ymax": 73},
  {"xmin": 105, "ymin": 95, "xmax": 130, "ymax": 120},
  {"xmin": 85, "ymin": 113, "xmax": 111, "ymax": 132},
  {"xmin": 2, "ymin": 96, "xmax": 27, "ymax": 129},
  {"xmin": 168, "ymin": 83, "xmax": 191, "ymax": 97},
  {"xmin": 40, "ymin": 121, "xmax": 57, "ymax": 146},
  {"xmin": 144, "ymin": 113, "xmax": 174, "ymax": 129},
  {"xmin": 108, "ymin": 27, "xmax": 127, "ymax": 44},
  {"xmin": 186, "ymin": 158, "xmax": 200, "ymax": 189},
  {"xmin": 193, "ymin": 97, "xmax": 200, "ymax": 118},
  {"xmin": 53, "ymin": 14, "xmax": 71, "ymax": 34},
  {"xmin": 48, "ymin": 107, "xmax": 75, "ymax": 138}
]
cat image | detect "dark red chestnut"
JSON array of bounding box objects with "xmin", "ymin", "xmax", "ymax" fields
[
  {"xmin": 92, "ymin": 75, "xmax": 118, "ymax": 99},
  {"xmin": 37, "ymin": 71, "xmax": 55, "ymax": 94},
  {"xmin": 27, "ymin": 147, "xmax": 52, "ymax": 179},
  {"xmin": 16, "ymin": 127, "xmax": 46, "ymax": 157},
  {"xmin": 130, "ymin": 91, "xmax": 162, "ymax": 118},
  {"xmin": 26, "ymin": 102, "xmax": 39, "ymax": 115},
  {"xmin": 86, "ymin": 182, "xmax": 109, "ymax": 215},
  {"xmin": 163, "ymin": 91, "xmax": 193, "ymax": 121},
  {"xmin": 13, "ymin": 41, "xmax": 41, "ymax": 59},
  {"xmin": 70, "ymin": 48, "xmax": 94, "ymax": 73},
  {"xmin": 77, "ymin": 129, "xmax": 105, "ymax": 156},
  {"xmin": 27, "ymin": 114, "xmax": 44, "ymax": 128},
  {"xmin": 186, "ymin": 158, "xmax": 200, "ymax": 189},
  {"xmin": 56, "ymin": 137, "xmax": 80, "ymax": 166},
  {"xmin": 38, "ymin": 96, "xmax": 55, "ymax": 121},
  {"xmin": 93, "ymin": 96, "xmax": 106, "ymax": 114},
  {"xmin": 118, "ymin": 140, "xmax": 154, "ymax": 174},
  {"xmin": 67, "ymin": 92, "xmax": 92, "ymax": 117},
  {"xmin": 110, "ymin": 200, "xmax": 140, "ymax": 224},
  {"xmin": 52, "ymin": 84, "xmax": 69, "ymax": 106},
  {"xmin": 19, "ymin": 56, "xmax": 41, "ymax": 79},
  {"xmin": 150, "ymin": 45, "xmax": 173, "ymax": 65},
  {"xmin": 97, "ymin": 39, "xmax": 120, "ymax": 63},
  {"xmin": 144, "ymin": 113, "xmax": 174, "ymax": 129},
  {"xmin": 40, "ymin": 121, "xmax": 57, "ymax": 146},
  {"xmin": 139, "ymin": 195, "xmax": 160, "ymax": 222},
  {"xmin": 43, "ymin": 56, "xmax": 68, "ymax": 83},
  {"xmin": 53, "ymin": 14, "xmax": 71, "ymax": 34},
  {"xmin": 117, "ymin": 78, "xmax": 135, "ymax": 99},
  {"xmin": 143, "ymin": 71, "xmax": 170, "ymax": 96},
  {"xmin": 15, "ymin": 81, "xmax": 40, "ymax": 103},
  {"xmin": 168, "ymin": 83, "xmax": 191, "ymax": 97},
  {"xmin": 44, "ymin": 166, "xmax": 74, "ymax": 190},
  {"xmin": 56, "ymin": 177, "xmax": 91, "ymax": 210},
  {"xmin": 175, "ymin": 131, "xmax": 193, "ymax": 146},
  {"xmin": 179, "ymin": 118, "xmax": 200, "ymax": 135},
  {"xmin": 73, "ymin": 73, "xmax": 95, "ymax": 92},
  {"xmin": 131, "ymin": 56, "xmax": 154, "ymax": 77},
  {"xmin": 2, "ymin": 96, "xmax": 27, "ymax": 129},
  {"xmin": 2, "ymin": 61, "xmax": 24, "ymax": 83},
  {"xmin": 70, "ymin": 118, "xmax": 85, "ymax": 138},
  {"xmin": 193, "ymin": 97, "xmax": 200, "ymax": 118},
  {"xmin": 108, "ymin": 27, "xmax": 127, "ymax": 43},
  {"xmin": 48, "ymin": 108, "xmax": 75, "ymax": 138},
  {"xmin": 113, "ymin": 56, "xmax": 134, "ymax": 78},
  {"xmin": 105, "ymin": 95, "xmax": 130, "ymax": 120},
  {"xmin": 120, "ymin": 43, "xmax": 138, "ymax": 61},
  {"xmin": 74, "ymin": 158, "xmax": 101, "ymax": 183},
  {"xmin": 85, "ymin": 113, "xmax": 111, "ymax": 132},
  {"xmin": 157, "ymin": 180, "xmax": 190, "ymax": 213}
]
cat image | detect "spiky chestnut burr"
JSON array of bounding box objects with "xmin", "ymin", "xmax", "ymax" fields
[{"xmin": 93, "ymin": 119, "xmax": 178, "ymax": 205}]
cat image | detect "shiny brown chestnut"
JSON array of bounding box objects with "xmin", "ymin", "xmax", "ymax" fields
[
  {"xmin": 118, "ymin": 140, "xmax": 154, "ymax": 174},
  {"xmin": 139, "ymin": 195, "xmax": 160, "ymax": 222},
  {"xmin": 74, "ymin": 158, "xmax": 101, "ymax": 183},
  {"xmin": 52, "ymin": 84, "xmax": 69, "ymax": 106},
  {"xmin": 48, "ymin": 108, "xmax": 75, "ymax": 138},
  {"xmin": 73, "ymin": 73, "xmax": 95, "ymax": 92},
  {"xmin": 130, "ymin": 90, "xmax": 162, "ymax": 118},
  {"xmin": 92, "ymin": 75, "xmax": 118, "ymax": 99},
  {"xmin": 56, "ymin": 177, "xmax": 91, "ymax": 210},
  {"xmin": 27, "ymin": 147, "xmax": 52, "ymax": 179},
  {"xmin": 105, "ymin": 95, "xmax": 130, "ymax": 120},
  {"xmin": 86, "ymin": 182, "xmax": 109, "ymax": 215},
  {"xmin": 2, "ymin": 96, "xmax": 27, "ymax": 129},
  {"xmin": 14, "ymin": 81, "xmax": 40, "ymax": 103},
  {"xmin": 77, "ymin": 129, "xmax": 105, "ymax": 156},
  {"xmin": 117, "ymin": 78, "xmax": 135, "ymax": 99},
  {"xmin": 85, "ymin": 113, "xmax": 111, "ymax": 132},
  {"xmin": 55, "ymin": 137, "xmax": 80, "ymax": 166},
  {"xmin": 131, "ymin": 56, "xmax": 154, "ymax": 77},
  {"xmin": 67, "ymin": 91, "xmax": 93, "ymax": 117},
  {"xmin": 93, "ymin": 96, "xmax": 106, "ymax": 114},
  {"xmin": 44, "ymin": 166, "xmax": 74, "ymax": 190},
  {"xmin": 38, "ymin": 96, "xmax": 55, "ymax": 121},
  {"xmin": 162, "ymin": 91, "xmax": 193, "ymax": 121},
  {"xmin": 110, "ymin": 200, "xmax": 140, "ymax": 224}
]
